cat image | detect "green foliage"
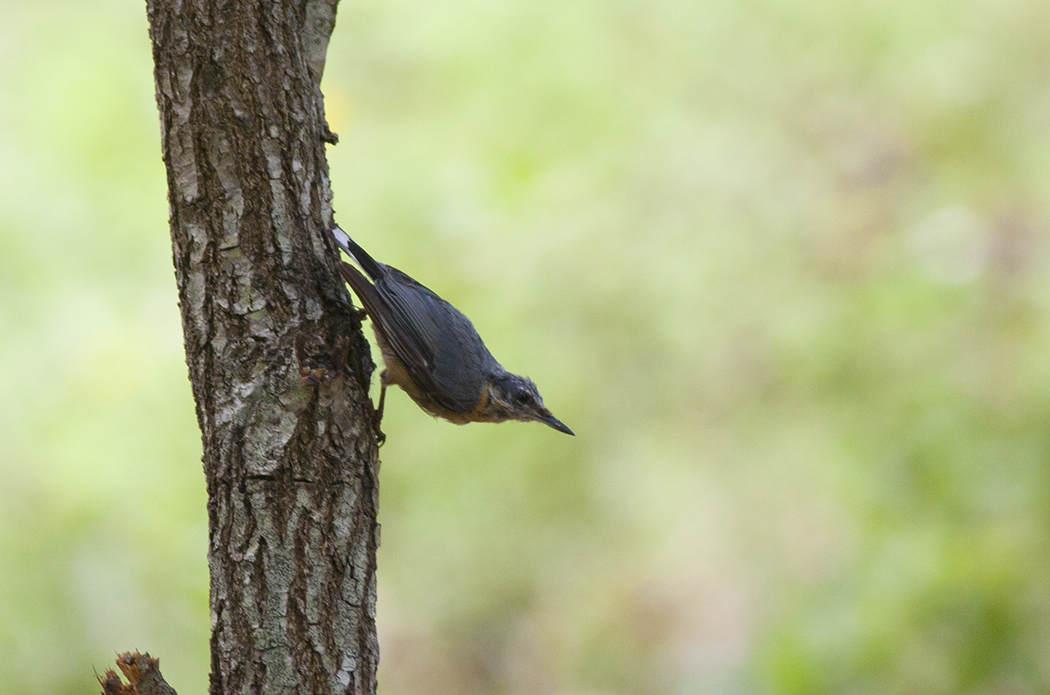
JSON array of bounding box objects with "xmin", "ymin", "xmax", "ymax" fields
[{"xmin": 2, "ymin": 0, "xmax": 1049, "ymax": 692}]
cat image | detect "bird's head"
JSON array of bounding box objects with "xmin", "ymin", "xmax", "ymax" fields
[{"xmin": 483, "ymin": 372, "xmax": 574, "ymax": 435}]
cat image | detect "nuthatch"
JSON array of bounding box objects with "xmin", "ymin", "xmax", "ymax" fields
[{"xmin": 332, "ymin": 226, "xmax": 574, "ymax": 436}]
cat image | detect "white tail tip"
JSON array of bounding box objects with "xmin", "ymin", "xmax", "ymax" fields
[{"xmin": 332, "ymin": 226, "xmax": 352, "ymax": 253}]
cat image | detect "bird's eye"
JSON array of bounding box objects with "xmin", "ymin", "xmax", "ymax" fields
[{"xmin": 514, "ymin": 391, "xmax": 531, "ymax": 405}]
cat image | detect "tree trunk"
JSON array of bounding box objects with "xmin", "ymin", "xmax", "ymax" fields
[{"xmin": 145, "ymin": 1, "xmax": 381, "ymax": 693}]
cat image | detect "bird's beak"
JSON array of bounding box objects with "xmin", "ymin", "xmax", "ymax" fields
[{"xmin": 537, "ymin": 410, "xmax": 574, "ymax": 436}]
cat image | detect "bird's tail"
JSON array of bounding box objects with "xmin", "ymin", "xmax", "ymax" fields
[{"xmin": 332, "ymin": 226, "xmax": 386, "ymax": 279}]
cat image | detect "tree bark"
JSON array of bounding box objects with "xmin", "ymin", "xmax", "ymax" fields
[
  {"xmin": 99, "ymin": 652, "xmax": 179, "ymax": 695},
  {"xmin": 145, "ymin": 1, "xmax": 381, "ymax": 693}
]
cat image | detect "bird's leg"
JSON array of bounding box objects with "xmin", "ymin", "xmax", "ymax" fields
[
  {"xmin": 372, "ymin": 370, "xmax": 389, "ymax": 446},
  {"xmin": 376, "ymin": 377, "xmax": 388, "ymax": 422}
]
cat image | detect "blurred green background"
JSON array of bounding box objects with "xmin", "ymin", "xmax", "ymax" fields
[{"xmin": 3, "ymin": 0, "xmax": 1050, "ymax": 693}]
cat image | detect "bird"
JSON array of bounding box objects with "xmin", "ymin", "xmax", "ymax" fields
[{"xmin": 331, "ymin": 226, "xmax": 574, "ymax": 437}]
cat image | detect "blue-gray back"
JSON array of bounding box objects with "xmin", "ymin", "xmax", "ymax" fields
[{"xmin": 375, "ymin": 268, "xmax": 500, "ymax": 414}]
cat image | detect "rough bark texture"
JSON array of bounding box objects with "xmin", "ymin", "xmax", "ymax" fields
[{"xmin": 145, "ymin": 1, "xmax": 381, "ymax": 693}]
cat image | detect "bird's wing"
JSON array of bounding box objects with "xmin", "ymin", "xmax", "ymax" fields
[
  {"xmin": 339, "ymin": 258, "xmax": 495, "ymax": 414},
  {"xmin": 340, "ymin": 262, "xmax": 438, "ymax": 390},
  {"xmin": 375, "ymin": 269, "xmax": 492, "ymax": 414}
]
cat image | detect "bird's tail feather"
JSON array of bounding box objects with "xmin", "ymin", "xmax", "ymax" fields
[
  {"xmin": 338, "ymin": 261, "xmax": 385, "ymax": 318},
  {"xmin": 332, "ymin": 226, "xmax": 385, "ymax": 279}
]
